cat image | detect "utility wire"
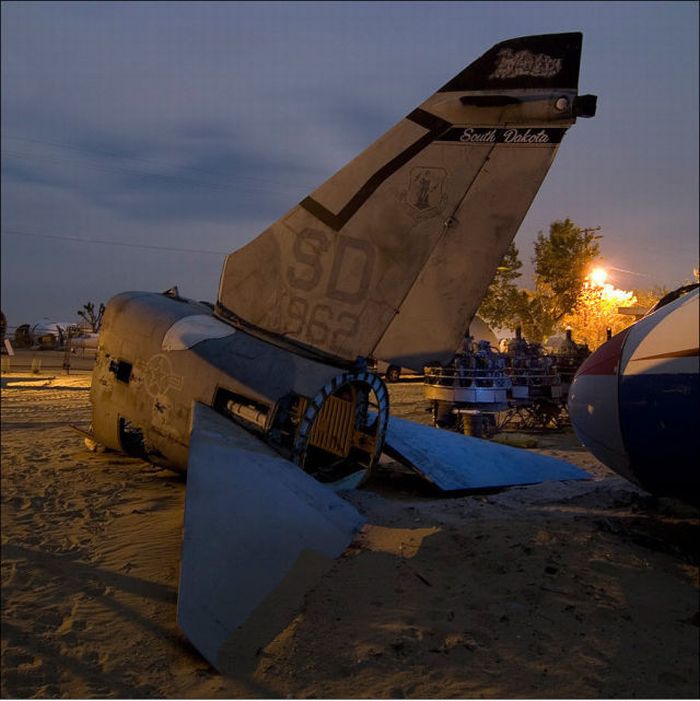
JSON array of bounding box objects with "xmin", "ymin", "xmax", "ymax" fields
[{"xmin": 608, "ymin": 266, "xmax": 650, "ymax": 278}]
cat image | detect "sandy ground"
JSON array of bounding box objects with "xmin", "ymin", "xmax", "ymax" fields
[{"xmin": 1, "ymin": 371, "xmax": 698, "ymax": 699}]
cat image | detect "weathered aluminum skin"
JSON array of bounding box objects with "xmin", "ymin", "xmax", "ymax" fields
[
  {"xmin": 91, "ymin": 291, "xmax": 346, "ymax": 471},
  {"xmin": 217, "ymin": 33, "xmax": 592, "ymax": 370},
  {"xmin": 178, "ymin": 404, "xmax": 364, "ymax": 671},
  {"xmin": 385, "ymin": 416, "xmax": 589, "ymax": 491}
]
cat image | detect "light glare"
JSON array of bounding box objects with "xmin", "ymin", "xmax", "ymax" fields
[{"xmin": 590, "ymin": 267, "xmax": 608, "ymax": 287}]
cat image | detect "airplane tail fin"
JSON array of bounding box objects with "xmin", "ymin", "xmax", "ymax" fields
[{"xmin": 217, "ymin": 33, "xmax": 595, "ymax": 369}]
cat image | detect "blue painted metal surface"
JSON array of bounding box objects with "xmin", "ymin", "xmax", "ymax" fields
[
  {"xmin": 619, "ymin": 373, "xmax": 699, "ymax": 496},
  {"xmin": 177, "ymin": 404, "xmax": 365, "ymax": 670},
  {"xmin": 385, "ymin": 416, "xmax": 589, "ymax": 491}
]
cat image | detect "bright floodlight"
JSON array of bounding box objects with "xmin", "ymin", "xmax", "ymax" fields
[{"xmin": 590, "ymin": 267, "xmax": 608, "ymax": 287}]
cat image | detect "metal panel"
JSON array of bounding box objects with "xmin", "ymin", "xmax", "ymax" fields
[
  {"xmin": 177, "ymin": 404, "xmax": 364, "ymax": 671},
  {"xmin": 620, "ymin": 288, "xmax": 699, "ymax": 377},
  {"xmin": 384, "ymin": 416, "xmax": 589, "ymax": 491},
  {"xmin": 308, "ymin": 393, "xmax": 355, "ymax": 457},
  {"xmin": 161, "ymin": 314, "xmax": 236, "ymax": 351},
  {"xmin": 371, "ymin": 141, "xmax": 563, "ymax": 370}
]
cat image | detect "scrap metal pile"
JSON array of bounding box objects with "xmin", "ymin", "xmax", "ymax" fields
[{"xmin": 424, "ymin": 329, "xmax": 590, "ymax": 434}]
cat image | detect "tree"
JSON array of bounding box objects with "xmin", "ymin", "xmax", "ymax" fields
[
  {"xmin": 496, "ymin": 219, "xmax": 601, "ymax": 342},
  {"xmin": 511, "ymin": 288, "xmax": 557, "ymax": 342},
  {"xmin": 477, "ymin": 220, "xmax": 602, "ymax": 342},
  {"xmin": 531, "ymin": 219, "xmax": 601, "ymax": 325},
  {"xmin": 562, "ymin": 282, "xmax": 637, "ymax": 350},
  {"xmin": 78, "ymin": 302, "xmax": 105, "ymax": 333},
  {"xmin": 477, "ymin": 219, "xmax": 606, "ymax": 343},
  {"xmin": 477, "ymin": 242, "xmax": 523, "ymax": 330}
]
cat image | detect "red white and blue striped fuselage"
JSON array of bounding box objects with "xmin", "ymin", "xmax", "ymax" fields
[{"xmin": 568, "ymin": 288, "xmax": 699, "ymax": 503}]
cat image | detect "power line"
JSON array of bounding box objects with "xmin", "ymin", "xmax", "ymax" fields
[
  {"xmin": 2, "ymin": 228, "xmax": 228, "ymax": 256},
  {"xmin": 608, "ymin": 266, "xmax": 650, "ymax": 278}
]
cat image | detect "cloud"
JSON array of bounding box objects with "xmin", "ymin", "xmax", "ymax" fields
[{"xmin": 1, "ymin": 1, "xmax": 698, "ymax": 323}]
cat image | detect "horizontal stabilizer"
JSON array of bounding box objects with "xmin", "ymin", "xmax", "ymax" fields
[
  {"xmin": 384, "ymin": 416, "xmax": 589, "ymax": 491},
  {"xmin": 177, "ymin": 404, "xmax": 364, "ymax": 671}
]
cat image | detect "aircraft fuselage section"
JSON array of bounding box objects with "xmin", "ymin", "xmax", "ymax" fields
[
  {"xmin": 568, "ymin": 287, "xmax": 699, "ymax": 502},
  {"xmin": 90, "ymin": 292, "xmax": 389, "ymax": 480}
]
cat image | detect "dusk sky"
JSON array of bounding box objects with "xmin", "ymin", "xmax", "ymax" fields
[{"xmin": 2, "ymin": 1, "xmax": 698, "ymax": 327}]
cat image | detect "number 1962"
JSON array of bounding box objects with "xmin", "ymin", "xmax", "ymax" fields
[{"xmin": 287, "ymin": 296, "xmax": 359, "ymax": 353}]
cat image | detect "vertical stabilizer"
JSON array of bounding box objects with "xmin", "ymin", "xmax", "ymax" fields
[{"xmin": 217, "ymin": 33, "xmax": 595, "ymax": 369}]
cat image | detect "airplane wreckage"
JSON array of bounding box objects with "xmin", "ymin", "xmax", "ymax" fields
[
  {"xmin": 87, "ymin": 33, "xmax": 597, "ymax": 670},
  {"xmin": 569, "ymin": 284, "xmax": 700, "ymax": 504}
]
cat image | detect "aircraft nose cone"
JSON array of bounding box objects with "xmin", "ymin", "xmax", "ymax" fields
[{"xmin": 568, "ymin": 330, "xmax": 632, "ymax": 479}]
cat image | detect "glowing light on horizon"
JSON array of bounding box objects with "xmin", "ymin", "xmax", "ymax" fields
[{"xmin": 590, "ymin": 267, "xmax": 608, "ymax": 287}]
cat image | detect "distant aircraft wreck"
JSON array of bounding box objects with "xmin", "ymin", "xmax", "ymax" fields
[{"xmin": 86, "ymin": 33, "xmax": 596, "ymax": 671}]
